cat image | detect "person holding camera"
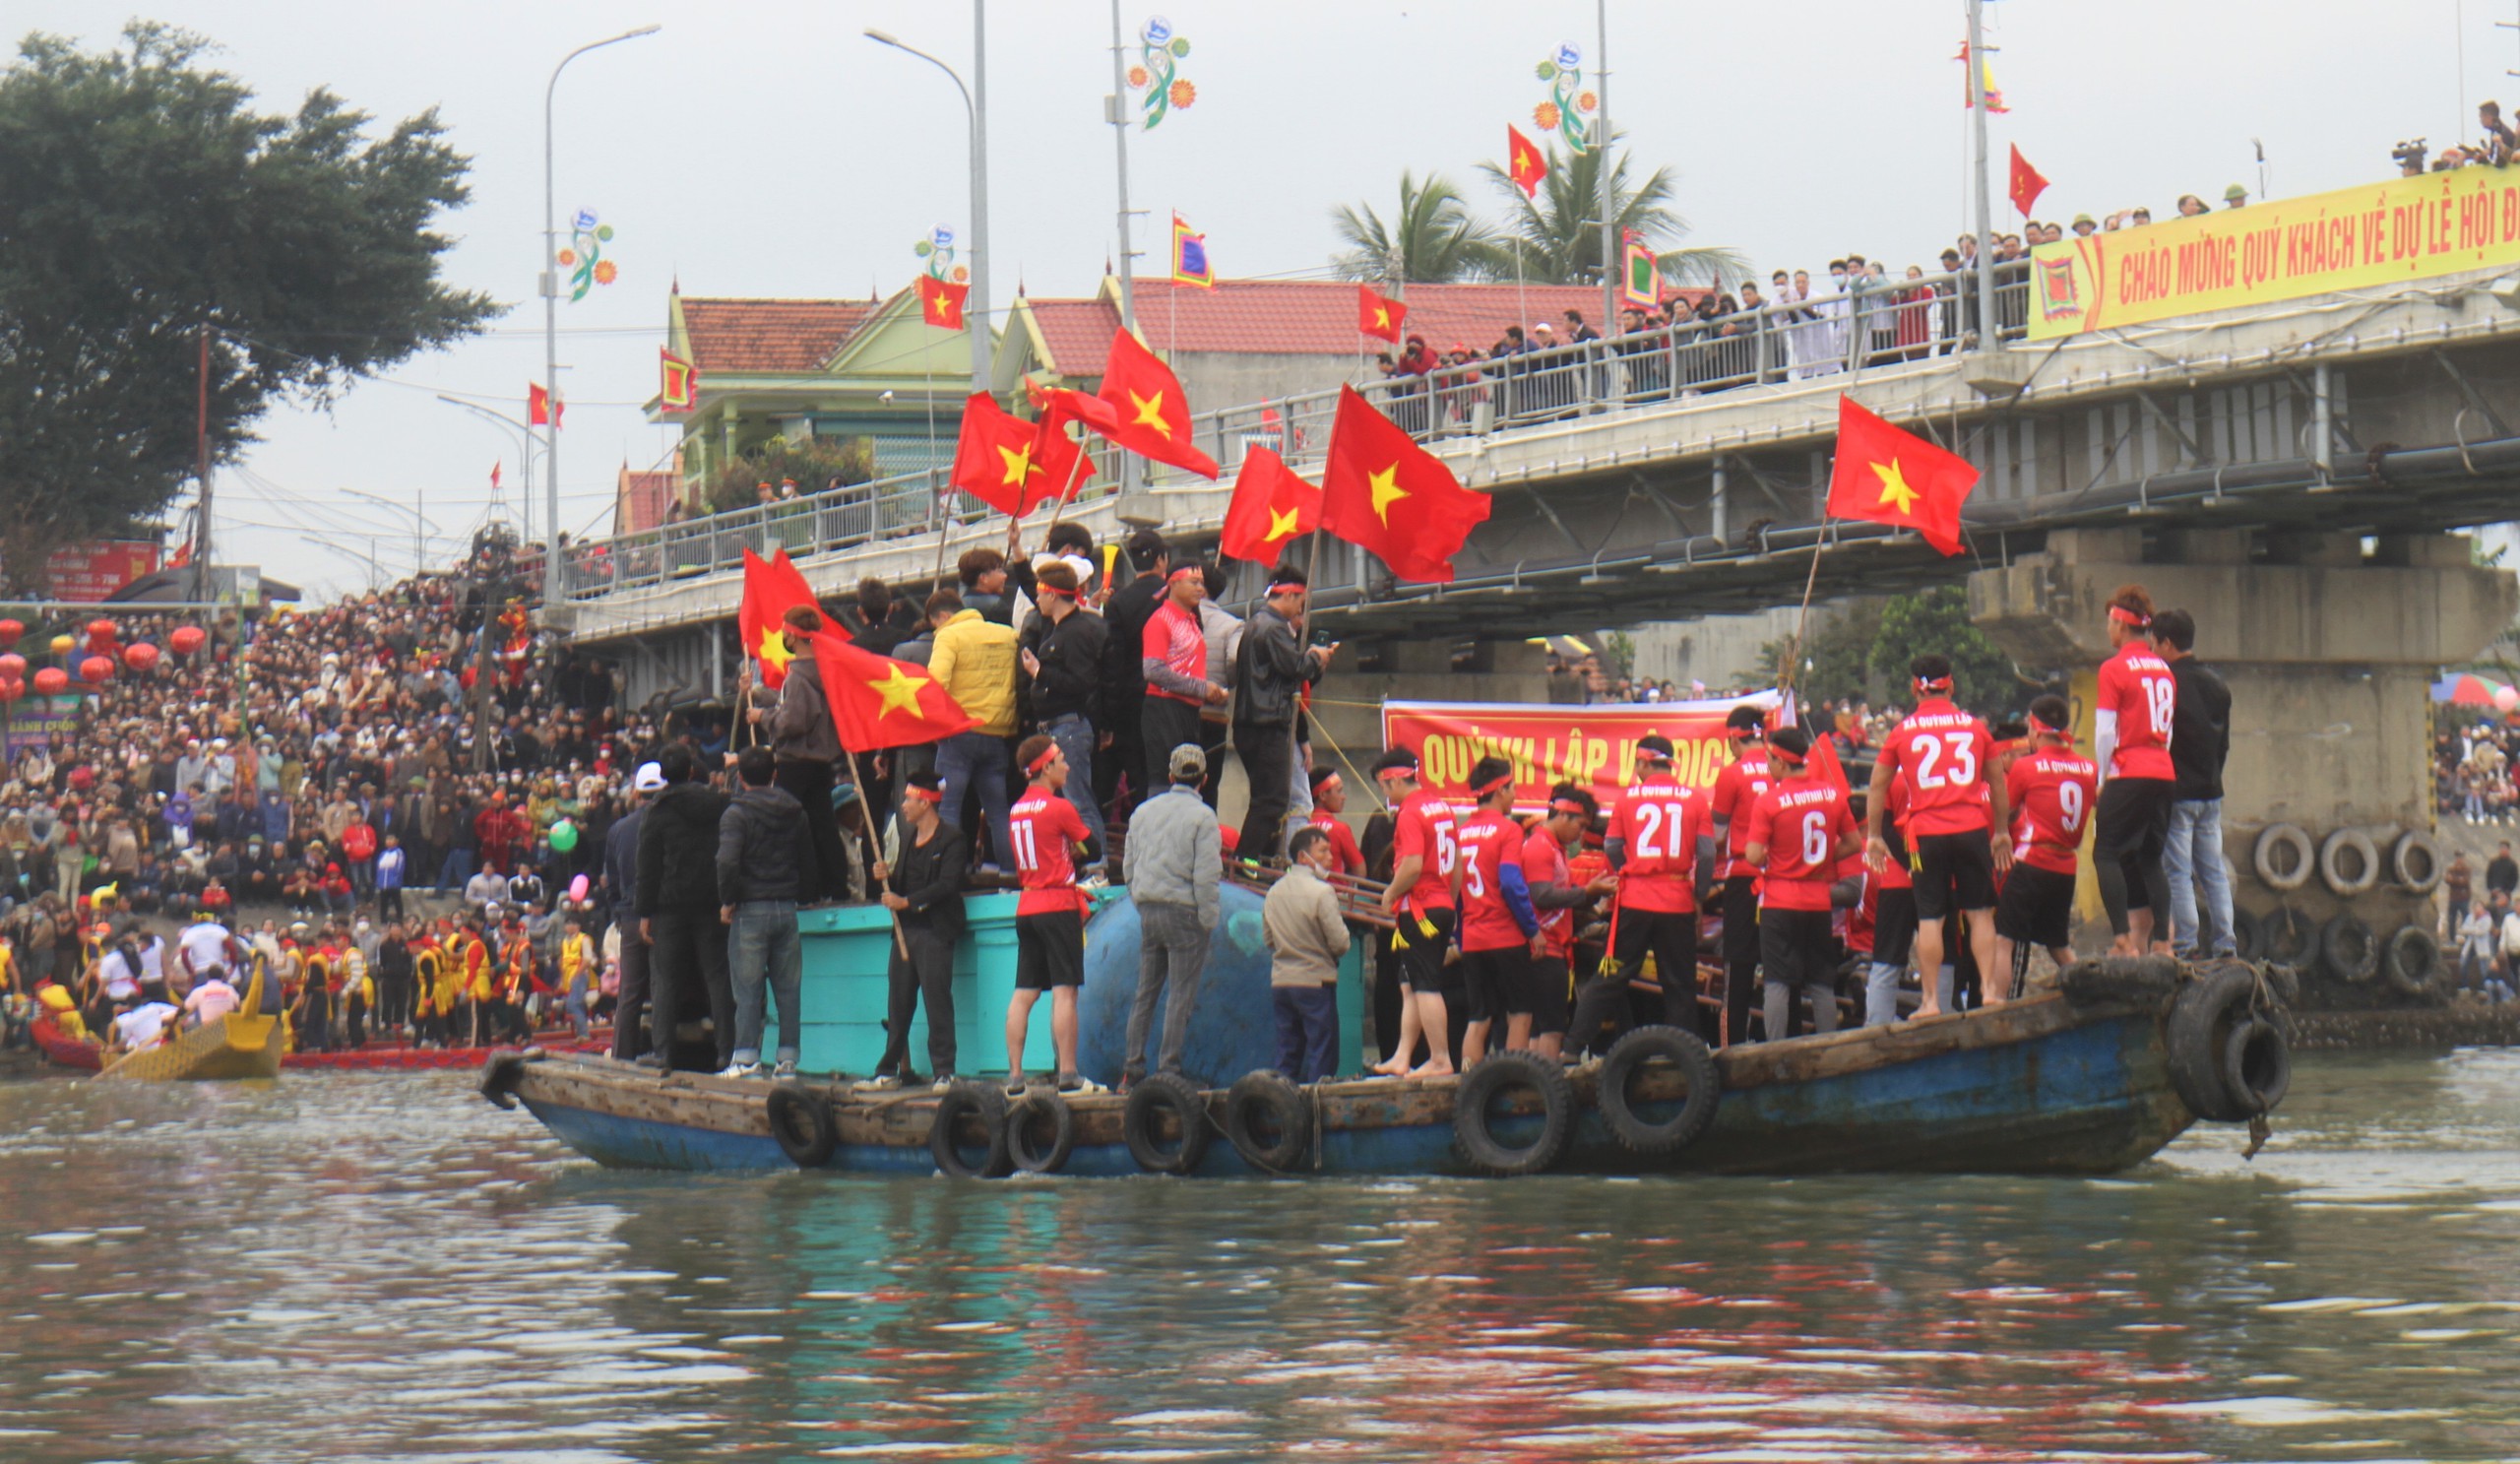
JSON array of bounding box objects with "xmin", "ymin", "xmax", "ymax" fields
[{"xmin": 1230, "ymin": 566, "xmax": 1335, "ymax": 862}]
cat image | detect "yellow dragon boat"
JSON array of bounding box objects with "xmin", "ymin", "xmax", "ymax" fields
[{"xmin": 98, "ymin": 959, "xmax": 282, "ymax": 1083}]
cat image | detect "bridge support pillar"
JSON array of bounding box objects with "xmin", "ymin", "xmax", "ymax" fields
[{"xmin": 1970, "ymin": 528, "xmax": 2516, "ymax": 966}]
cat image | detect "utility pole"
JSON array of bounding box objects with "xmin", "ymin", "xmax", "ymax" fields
[
  {"xmin": 1597, "ymin": 0, "xmax": 1616, "ymax": 334},
  {"xmin": 194, "ymin": 325, "xmax": 214, "ymax": 603},
  {"xmin": 1107, "ymin": 0, "xmax": 1140, "ymax": 505},
  {"xmin": 969, "ymin": 0, "xmax": 992, "ymax": 396},
  {"xmin": 1967, "ymin": 0, "xmax": 1999, "ymax": 354}
]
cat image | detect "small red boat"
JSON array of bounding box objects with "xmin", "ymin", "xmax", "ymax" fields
[
  {"xmin": 284, "ymin": 1027, "xmax": 613, "ymax": 1070},
  {"xmin": 31, "ymin": 1010, "xmax": 103, "ymax": 1071}
]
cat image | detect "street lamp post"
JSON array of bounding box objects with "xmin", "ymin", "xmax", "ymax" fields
[
  {"xmin": 543, "ymin": 24, "xmax": 662, "ymax": 610},
  {"xmin": 436, "ymin": 395, "xmax": 543, "ymax": 545},
  {"xmin": 343, "ymin": 487, "xmax": 443, "ymax": 572},
  {"xmin": 864, "ymin": 6, "xmax": 992, "ymax": 397}
]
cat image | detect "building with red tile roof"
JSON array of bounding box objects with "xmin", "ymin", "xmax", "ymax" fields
[{"xmin": 613, "ymin": 461, "xmax": 679, "ymax": 536}]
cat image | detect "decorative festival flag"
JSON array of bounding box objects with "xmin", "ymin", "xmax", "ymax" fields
[
  {"xmin": 737, "ymin": 547, "xmax": 823, "ymax": 689},
  {"xmin": 1170, "ymin": 214, "xmax": 1215, "ymax": 288},
  {"xmin": 1356, "ymin": 285, "xmax": 1406, "ymax": 345},
  {"xmin": 1824, "ymin": 395, "xmax": 1979, "ymax": 557},
  {"xmin": 1621, "ymin": 229, "xmax": 1658, "ymax": 309},
  {"xmin": 1092, "ymin": 329, "xmax": 1222, "ymax": 479},
  {"xmin": 1318, "ymin": 385, "xmax": 1489, "ymax": 584},
  {"xmin": 489, "ymin": 461, "xmax": 502, "ymax": 491},
  {"xmin": 528, "ymin": 382, "xmax": 563, "ymax": 427},
  {"xmin": 1220, "ymin": 447, "xmax": 1322, "ymax": 565},
  {"xmin": 1957, "ymin": 42, "xmax": 2010, "ymax": 113},
  {"xmin": 920, "ymin": 277, "xmax": 970, "ymax": 330},
  {"xmin": 2007, "ymin": 144, "xmax": 2049, "ymax": 219},
  {"xmin": 659, "ymin": 350, "xmax": 698, "ymax": 413},
  {"xmin": 806, "ymin": 629, "xmax": 976, "ymax": 752},
  {"xmin": 949, "ymin": 392, "xmax": 1056, "ymax": 517},
  {"xmin": 1507, "ymin": 124, "xmax": 1549, "ymax": 199}
]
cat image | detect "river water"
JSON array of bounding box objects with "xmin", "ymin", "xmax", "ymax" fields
[{"xmin": 2, "ymin": 1050, "xmax": 2516, "ymax": 1464}]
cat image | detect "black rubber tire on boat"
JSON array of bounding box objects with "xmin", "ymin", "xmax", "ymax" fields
[
  {"xmin": 1122, "ymin": 1072, "xmax": 1212, "ymax": 1175},
  {"xmin": 2228, "ymin": 907, "xmax": 2263, "ymax": 963},
  {"xmin": 2060, "ymin": 955, "xmax": 2182, "ymax": 1007},
  {"xmin": 2166, "ymin": 963, "xmax": 2259, "ymax": 1123},
  {"xmin": 478, "ymin": 1050, "xmax": 530, "ymax": 1111},
  {"xmin": 1595, "ymin": 1025, "xmax": 1721, "ymax": 1154},
  {"xmin": 2382, "ymin": 924, "xmax": 2445, "ymax": 1000},
  {"xmin": 2390, "ymin": 829, "xmax": 2443, "ymax": 894},
  {"xmin": 1451, "ymin": 1051, "xmax": 1576, "ymax": 1176},
  {"xmin": 2320, "ymin": 912, "xmax": 2380, "ymax": 985},
  {"xmin": 1223, "ymin": 1070, "xmax": 1313, "ymax": 1172},
  {"xmin": 2223, "ymin": 1017, "xmax": 2293, "ymax": 1114},
  {"xmin": 928, "ymin": 1080, "xmax": 1013, "ymax": 1178},
  {"xmin": 2252, "ymin": 823, "xmax": 2314, "ymax": 892},
  {"xmin": 2318, "ymin": 829, "xmax": 2381, "ymax": 898},
  {"xmin": 1004, "ymin": 1089, "xmax": 1076, "ymax": 1175},
  {"xmin": 766, "ymin": 1082, "xmax": 839, "ymax": 1169},
  {"xmin": 2260, "ymin": 907, "xmax": 2318, "ymax": 969}
]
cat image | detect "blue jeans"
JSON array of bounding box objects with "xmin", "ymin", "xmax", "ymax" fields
[
  {"xmin": 1043, "ymin": 714, "xmax": 1106, "ymax": 862},
  {"xmin": 437, "ymin": 847, "xmax": 475, "ymax": 892},
  {"xmin": 2163, "ymin": 797, "xmax": 2236, "ymax": 957},
  {"xmin": 725, "ymin": 900, "xmax": 802, "ymax": 1066},
  {"xmin": 1273, "ymin": 985, "xmax": 1338, "ymax": 1083},
  {"xmin": 935, "ymin": 732, "xmax": 1013, "ymax": 869}
]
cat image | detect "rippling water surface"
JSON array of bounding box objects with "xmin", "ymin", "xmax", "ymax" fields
[{"xmin": 2, "ymin": 1050, "xmax": 2517, "ymax": 1463}]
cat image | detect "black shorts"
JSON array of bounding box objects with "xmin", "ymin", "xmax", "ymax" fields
[
  {"xmin": 1519, "ymin": 955, "xmax": 1572, "ymax": 1035},
  {"xmin": 1459, "ymin": 946, "xmax": 1526, "ymax": 1025},
  {"xmin": 1873, "ymin": 886, "xmax": 1919, "ymax": 968},
  {"xmin": 1721, "ymin": 875, "xmax": 1761, "ymax": 967},
  {"xmin": 1759, "ymin": 908, "xmax": 1837, "ymax": 989},
  {"xmin": 1911, "ymin": 829, "xmax": 1996, "ymax": 922},
  {"xmin": 1394, "ymin": 906, "xmax": 1457, "ymax": 993},
  {"xmin": 1995, "ymin": 863, "xmax": 2077, "ymax": 950},
  {"xmin": 1016, "ymin": 910, "xmax": 1084, "ymax": 990},
  {"xmin": 2093, "ymin": 778, "xmax": 2175, "ymax": 907}
]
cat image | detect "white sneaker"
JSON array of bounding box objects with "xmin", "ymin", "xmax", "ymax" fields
[
  {"xmin": 931, "ymin": 1075, "xmax": 956, "ymax": 1092},
  {"xmin": 855, "ymin": 1073, "xmax": 903, "ymax": 1091},
  {"xmin": 772, "ymin": 1059, "xmax": 797, "ymax": 1080},
  {"xmin": 718, "ymin": 1061, "xmax": 764, "ymax": 1079}
]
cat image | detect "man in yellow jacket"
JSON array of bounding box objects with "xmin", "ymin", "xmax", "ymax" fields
[{"xmin": 925, "ymin": 588, "xmax": 1021, "ymax": 868}]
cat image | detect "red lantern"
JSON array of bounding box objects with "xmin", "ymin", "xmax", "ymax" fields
[
  {"xmin": 79, "ymin": 655, "xmax": 113, "ymax": 683},
  {"xmin": 86, "ymin": 618, "xmax": 118, "ymax": 649},
  {"xmin": 0, "ymin": 653, "xmax": 24, "ymax": 678},
  {"xmin": 169, "ymin": 625, "xmax": 207, "ymax": 656},
  {"xmin": 32, "ymin": 668, "xmax": 68, "ymax": 697},
  {"xmin": 0, "ymin": 676, "xmax": 22, "ymax": 703},
  {"xmin": 0, "ymin": 619, "xmax": 21, "ymax": 648},
  {"xmin": 124, "ymin": 642, "xmax": 159, "ymax": 673}
]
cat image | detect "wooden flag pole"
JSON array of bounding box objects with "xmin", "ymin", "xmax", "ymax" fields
[
  {"xmin": 849, "ymin": 743, "xmax": 911, "ymax": 960},
  {"xmin": 1039, "ymin": 426, "xmax": 1098, "ymax": 542},
  {"xmin": 1776, "ymin": 523, "xmax": 1828, "ymax": 705}
]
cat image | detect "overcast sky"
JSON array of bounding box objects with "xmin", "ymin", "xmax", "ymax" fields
[{"xmin": 16, "ymin": 0, "xmax": 2492, "ymax": 599}]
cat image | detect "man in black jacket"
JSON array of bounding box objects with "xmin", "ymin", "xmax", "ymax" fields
[
  {"xmin": 718, "ymin": 746, "xmax": 809, "ymax": 1078},
  {"xmin": 636, "ymin": 743, "xmax": 732, "ymax": 1074},
  {"xmin": 863, "ymin": 770, "xmax": 969, "ymax": 1088},
  {"xmin": 1098, "ymin": 529, "xmax": 1169, "ymax": 814},
  {"xmin": 2154, "ymin": 609, "xmax": 2236, "ymax": 958},
  {"xmin": 1021, "ymin": 559, "xmax": 1110, "ymax": 866},
  {"xmin": 1231, "ymin": 566, "xmax": 1334, "ymax": 860},
  {"xmin": 761, "ymin": 603, "xmax": 849, "ymax": 906},
  {"xmin": 604, "ymin": 760, "xmax": 662, "ymax": 1063}
]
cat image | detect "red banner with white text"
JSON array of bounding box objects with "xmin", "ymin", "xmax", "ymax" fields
[{"xmin": 45, "ymin": 541, "xmax": 161, "ymax": 602}]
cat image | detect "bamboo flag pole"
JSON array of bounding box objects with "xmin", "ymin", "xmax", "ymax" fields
[{"xmin": 1039, "ymin": 424, "xmax": 1099, "ymax": 542}]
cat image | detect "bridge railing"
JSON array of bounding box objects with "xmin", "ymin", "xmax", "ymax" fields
[{"xmin": 557, "ymin": 264, "xmax": 2035, "ymax": 602}]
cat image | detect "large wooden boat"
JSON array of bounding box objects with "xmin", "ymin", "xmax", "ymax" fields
[
  {"xmin": 283, "ymin": 1026, "xmax": 612, "ymax": 1071},
  {"xmin": 98, "ymin": 961, "xmax": 282, "ymax": 1083}
]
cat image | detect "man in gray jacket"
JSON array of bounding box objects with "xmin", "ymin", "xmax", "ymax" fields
[
  {"xmin": 760, "ymin": 604, "xmax": 849, "ymax": 905},
  {"xmin": 1120, "ymin": 741, "xmax": 1221, "ymax": 1088},
  {"xmin": 1231, "ymin": 566, "xmax": 1334, "ymax": 859},
  {"xmin": 717, "ymin": 745, "xmax": 809, "ymax": 1078},
  {"xmin": 1264, "ymin": 826, "xmax": 1351, "ymax": 1082}
]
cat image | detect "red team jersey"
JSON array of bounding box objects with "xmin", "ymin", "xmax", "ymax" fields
[
  {"xmin": 1881, "ymin": 698, "xmax": 1996, "ymax": 836},
  {"xmin": 1307, "ymin": 807, "xmax": 1366, "ymax": 875},
  {"xmin": 1523, "ymin": 825, "xmax": 1576, "ymax": 960},
  {"xmin": 2097, "ymin": 642, "xmax": 2177, "ymax": 781},
  {"xmin": 1456, "ymin": 809, "xmax": 1528, "ymax": 952},
  {"xmin": 1746, "ymin": 780, "xmax": 1855, "ymax": 912},
  {"xmin": 1606, "ymin": 777, "xmax": 1703, "ymax": 914},
  {"xmin": 1392, "ymin": 789, "xmax": 1459, "ymax": 914},
  {"xmin": 2005, "ymin": 748, "xmax": 2100, "ymax": 875},
  {"xmin": 1708, "ymin": 755, "xmax": 1775, "ymax": 880},
  {"xmin": 1878, "ymin": 776, "xmax": 1915, "ymax": 891},
  {"xmin": 1009, "ymin": 789, "xmax": 1091, "ymax": 916}
]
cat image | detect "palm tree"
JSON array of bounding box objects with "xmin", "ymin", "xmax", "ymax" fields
[
  {"xmin": 1478, "ymin": 135, "xmax": 1747, "ymax": 289},
  {"xmin": 1329, "ymin": 170, "xmax": 1514, "ymax": 284}
]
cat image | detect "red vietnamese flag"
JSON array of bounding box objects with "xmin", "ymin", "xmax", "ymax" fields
[
  {"xmin": 1026, "ymin": 408, "xmax": 1101, "ymax": 515},
  {"xmin": 737, "ymin": 547, "xmax": 825, "ymax": 689},
  {"xmin": 1318, "ymin": 385, "xmax": 1489, "ymax": 583},
  {"xmin": 806, "ymin": 629, "xmax": 976, "ymax": 752},
  {"xmin": 1356, "ymin": 285, "xmax": 1406, "ymax": 345},
  {"xmin": 1824, "ymin": 395, "xmax": 1979, "ymax": 556},
  {"xmin": 2007, "ymin": 144, "xmax": 2048, "ymax": 219},
  {"xmin": 528, "ymin": 382, "xmax": 563, "ymax": 426},
  {"xmin": 920, "ymin": 277, "xmax": 970, "ymax": 331},
  {"xmin": 1220, "ymin": 447, "xmax": 1322, "ymax": 565},
  {"xmin": 1506, "ymin": 124, "xmax": 1548, "ymax": 199},
  {"xmin": 1092, "ymin": 329, "xmax": 1221, "ymax": 479},
  {"xmin": 950, "ymin": 392, "xmax": 1056, "ymax": 516}
]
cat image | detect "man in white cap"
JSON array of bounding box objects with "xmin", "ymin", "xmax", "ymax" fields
[{"xmin": 605, "ymin": 760, "xmax": 665, "ymax": 1064}]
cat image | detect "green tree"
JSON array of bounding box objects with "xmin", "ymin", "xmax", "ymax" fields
[
  {"xmin": 1478, "ymin": 135, "xmax": 1747, "ymax": 290},
  {"xmin": 0, "ymin": 24, "xmax": 496, "ymax": 588},
  {"xmin": 1759, "ymin": 600, "xmax": 1885, "ymax": 705},
  {"xmin": 1865, "ymin": 587, "xmax": 2033, "ymax": 715},
  {"xmin": 1329, "ymin": 170, "xmax": 1512, "ymax": 285},
  {"xmin": 709, "ymin": 437, "xmax": 875, "ymax": 516}
]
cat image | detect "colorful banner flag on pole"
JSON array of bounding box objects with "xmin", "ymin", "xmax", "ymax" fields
[
  {"xmin": 1620, "ymin": 229, "xmax": 1658, "ymax": 309},
  {"xmin": 1170, "ymin": 213, "xmax": 1215, "ymax": 288},
  {"xmin": 659, "ymin": 350, "xmax": 698, "ymax": 413},
  {"xmin": 1957, "ymin": 41, "xmax": 2009, "ymax": 113}
]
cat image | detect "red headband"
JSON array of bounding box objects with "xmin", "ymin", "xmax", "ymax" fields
[
  {"xmin": 1037, "ymin": 583, "xmax": 1079, "ymax": 601},
  {"xmin": 903, "ymin": 784, "xmax": 943, "ymax": 803},
  {"xmin": 1770, "ymin": 743, "xmax": 1807, "ymax": 766},
  {"xmin": 2027, "ymin": 710, "xmax": 2066, "ymax": 737},
  {"xmin": 1472, "ymin": 772, "xmax": 1514, "ymax": 798},
  {"xmin": 1373, "ymin": 763, "xmax": 1417, "ymax": 784},
  {"xmin": 1914, "ymin": 675, "xmax": 1953, "ymax": 693},
  {"xmin": 1267, "ymin": 581, "xmax": 1305, "ymax": 597},
  {"xmin": 2109, "ymin": 604, "xmax": 2150, "ymax": 627},
  {"xmin": 1549, "ymin": 796, "xmax": 1589, "ymax": 815},
  {"xmin": 1167, "ymin": 565, "xmax": 1204, "ymax": 584},
  {"xmin": 1026, "ymin": 743, "xmax": 1062, "ymax": 776}
]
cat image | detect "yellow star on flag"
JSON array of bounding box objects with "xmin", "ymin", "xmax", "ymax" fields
[
  {"xmin": 867, "ymin": 664, "xmax": 928, "ymax": 719},
  {"xmin": 1871, "ymin": 457, "xmax": 1920, "ymax": 516},
  {"xmin": 756, "ymin": 626, "xmax": 792, "ymax": 674},
  {"xmin": 1515, "ymin": 149, "xmax": 1531, "ymax": 171},
  {"xmin": 1372, "ymin": 305, "xmax": 1391, "ymax": 329},
  {"xmin": 1266, "ymin": 505, "xmax": 1299, "ymax": 541},
  {"xmin": 1367, "ymin": 463, "xmax": 1409, "ymax": 525},
  {"xmin": 1128, "ymin": 388, "xmax": 1170, "ymax": 436},
  {"xmin": 996, "ymin": 440, "xmax": 1038, "ymax": 487}
]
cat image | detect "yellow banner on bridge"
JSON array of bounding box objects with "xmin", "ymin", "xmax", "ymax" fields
[{"xmin": 2028, "ymin": 168, "xmax": 2520, "ymax": 339}]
